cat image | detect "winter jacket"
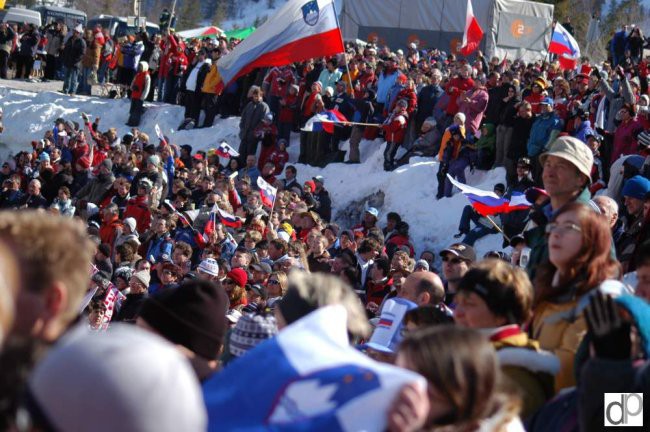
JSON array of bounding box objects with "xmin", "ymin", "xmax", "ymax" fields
[
  {"xmin": 445, "ymin": 76, "xmax": 474, "ymax": 116},
  {"xmin": 382, "ymin": 110, "xmax": 408, "ymax": 144},
  {"xmin": 50, "ymin": 197, "xmax": 75, "ymax": 217},
  {"xmin": 365, "ymin": 277, "xmax": 393, "ymax": 306},
  {"xmin": 527, "ymin": 113, "xmax": 563, "ymax": 158},
  {"xmin": 121, "ymin": 41, "xmax": 145, "ymax": 70},
  {"xmin": 415, "ymin": 84, "xmax": 445, "ymax": 128},
  {"xmin": 571, "ymin": 119, "xmax": 595, "ymax": 144},
  {"xmin": 62, "ymin": 36, "xmax": 86, "ymax": 69},
  {"xmin": 600, "ymin": 77, "xmax": 635, "ymax": 133},
  {"xmin": 317, "ymin": 68, "xmax": 343, "ymax": 94},
  {"xmin": 74, "ymin": 172, "xmax": 115, "ymax": 205},
  {"xmin": 612, "ymin": 118, "xmax": 643, "ymax": 163},
  {"xmin": 145, "ymin": 234, "xmax": 173, "ymax": 263},
  {"xmin": 531, "ymin": 279, "xmax": 632, "ymax": 392},
  {"xmin": 490, "ymin": 325, "xmax": 558, "ymax": 418},
  {"xmin": 201, "ymin": 63, "xmax": 222, "ymax": 94},
  {"xmin": 81, "ymin": 38, "xmax": 101, "ymax": 68},
  {"xmin": 239, "ymin": 101, "xmax": 271, "ymax": 142},
  {"xmin": 131, "ymin": 70, "xmax": 151, "ymax": 101},
  {"xmin": 507, "ymin": 116, "xmax": 535, "ymax": 160},
  {"xmin": 0, "ymin": 27, "xmax": 15, "ymax": 54},
  {"xmin": 99, "ymin": 216, "xmax": 123, "ymax": 250},
  {"xmin": 437, "ymin": 126, "xmax": 467, "ymax": 161},
  {"xmin": 113, "ymin": 292, "xmax": 147, "ymax": 323},
  {"xmin": 19, "ymin": 31, "xmax": 40, "ymax": 57},
  {"xmin": 45, "ymin": 29, "xmax": 63, "ymax": 57},
  {"xmin": 124, "ymin": 196, "xmax": 152, "ymax": 233},
  {"xmin": 459, "ymin": 87, "xmax": 489, "ymax": 136},
  {"xmin": 376, "ymin": 69, "xmax": 400, "ymax": 104}
]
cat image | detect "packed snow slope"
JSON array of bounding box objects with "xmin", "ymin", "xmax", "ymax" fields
[{"xmin": 0, "ymin": 88, "xmax": 506, "ymax": 260}]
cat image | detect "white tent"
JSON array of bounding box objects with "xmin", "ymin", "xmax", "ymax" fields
[{"xmin": 340, "ymin": 0, "xmax": 554, "ymax": 63}]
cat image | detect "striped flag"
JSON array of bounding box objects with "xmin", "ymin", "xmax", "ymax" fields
[
  {"xmin": 460, "ymin": 0, "xmax": 484, "ymax": 56},
  {"xmin": 203, "ymin": 305, "xmax": 425, "ymax": 431},
  {"xmin": 302, "ymin": 108, "xmax": 349, "ymax": 134},
  {"xmin": 101, "ymin": 282, "xmax": 126, "ymax": 330},
  {"xmin": 217, "ymin": 207, "xmax": 243, "ymax": 229},
  {"xmin": 216, "ymin": 141, "xmax": 240, "ymax": 159},
  {"xmin": 215, "ymin": 0, "xmax": 344, "ymax": 92},
  {"xmin": 447, "ymin": 175, "xmax": 531, "ymax": 216},
  {"xmin": 257, "ymin": 176, "xmax": 278, "ymax": 208}
]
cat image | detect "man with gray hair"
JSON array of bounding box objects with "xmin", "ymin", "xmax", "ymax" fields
[
  {"xmin": 593, "ymin": 195, "xmax": 625, "ymax": 246},
  {"xmin": 20, "ymin": 179, "xmax": 48, "ymax": 209}
]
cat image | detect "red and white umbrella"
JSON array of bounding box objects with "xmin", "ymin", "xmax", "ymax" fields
[{"xmin": 177, "ymin": 26, "xmax": 224, "ymax": 40}]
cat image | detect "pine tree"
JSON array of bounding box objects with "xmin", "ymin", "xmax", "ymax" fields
[
  {"xmin": 177, "ymin": 0, "xmax": 204, "ymax": 30},
  {"xmin": 212, "ymin": 0, "xmax": 228, "ymax": 27}
]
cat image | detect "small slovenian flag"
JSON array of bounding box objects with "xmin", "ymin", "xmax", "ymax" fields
[
  {"xmin": 204, "ymin": 205, "xmax": 218, "ymax": 238},
  {"xmin": 216, "ymin": 141, "xmax": 240, "ymax": 159},
  {"xmin": 257, "ymin": 176, "xmax": 277, "ymax": 208},
  {"xmin": 217, "ymin": 207, "xmax": 243, "ymax": 229},
  {"xmin": 154, "ymin": 124, "xmax": 167, "ymax": 145},
  {"xmin": 446, "ymin": 175, "xmax": 531, "ymax": 216},
  {"xmin": 302, "ymin": 108, "xmax": 348, "ymax": 134},
  {"xmin": 377, "ymin": 318, "xmax": 393, "ymax": 328}
]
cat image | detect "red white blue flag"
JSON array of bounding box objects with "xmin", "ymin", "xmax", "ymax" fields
[
  {"xmin": 447, "ymin": 175, "xmax": 531, "ymax": 216},
  {"xmin": 217, "ymin": 207, "xmax": 243, "ymax": 229},
  {"xmin": 460, "ymin": 0, "xmax": 484, "ymax": 56},
  {"xmin": 257, "ymin": 176, "xmax": 278, "ymax": 208},
  {"xmin": 303, "ymin": 108, "xmax": 349, "ymax": 134},
  {"xmin": 216, "ymin": 141, "xmax": 240, "ymax": 159},
  {"xmin": 216, "ymin": 0, "xmax": 344, "ymax": 92},
  {"xmin": 548, "ymin": 23, "xmax": 581, "ymax": 70}
]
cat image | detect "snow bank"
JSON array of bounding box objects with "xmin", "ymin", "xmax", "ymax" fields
[{"xmin": 0, "ymin": 88, "xmax": 507, "ymax": 263}]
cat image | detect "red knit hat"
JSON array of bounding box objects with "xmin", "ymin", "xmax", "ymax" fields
[
  {"xmin": 227, "ymin": 268, "xmax": 248, "ymax": 288},
  {"xmin": 303, "ymin": 180, "xmax": 316, "ymax": 192}
]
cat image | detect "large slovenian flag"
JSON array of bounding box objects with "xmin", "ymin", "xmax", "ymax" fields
[
  {"xmin": 215, "ymin": 0, "xmax": 344, "ymax": 93},
  {"xmin": 203, "ymin": 305, "xmax": 425, "ymax": 431},
  {"xmin": 548, "ymin": 23, "xmax": 581, "ymax": 70},
  {"xmin": 459, "ymin": 0, "xmax": 484, "ymax": 56},
  {"xmin": 447, "ymin": 175, "xmax": 531, "ymax": 216},
  {"xmin": 257, "ymin": 176, "xmax": 278, "ymax": 208},
  {"xmin": 302, "ymin": 108, "xmax": 349, "ymax": 133}
]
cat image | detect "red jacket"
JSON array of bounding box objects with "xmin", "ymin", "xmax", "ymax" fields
[
  {"xmin": 389, "ymin": 88, "xmax": 418, "ymax": 115},
  {"xmin": 168, "ymin": 52, "xmax": 188, "ymax": 77},
  {"xmin": 445, "ymin": 76, "xmax": 474, "ymax": 115},
  {"xmin": 131, "ymin": 70, "xmax": 150, "ymax": 100},
  {"xmin": 279, "ymin": 93, "xmax": 299, "ymax": 123},
  {"xmin": 382, "ymin": 110, "xmax": 409, "ymax": 144},
  {"xmin": 366, "ymin": 277, "xmax": 393, "ymax": 306},
  {"xmin": 123, "ymin": 195, "xmax": 152, "ymax": 233},
  {"xmin": 99, "ymin": 216, "xmax": 123, "ymax": 250},
  {"xmin": 268, "ymin": 149, "xmax": 289, "ymax": 173}
]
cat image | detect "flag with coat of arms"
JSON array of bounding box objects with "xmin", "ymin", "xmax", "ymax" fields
[
  {"xmin": 257, "ymin": 176, "xmax": 278, "ymax": 208},
  {"xmin": 202, "ymin": 305, "xmax": 425, "ymax": 431}
]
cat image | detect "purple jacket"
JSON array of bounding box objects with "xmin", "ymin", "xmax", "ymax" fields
[{"xmin": 459, "ymin": 87, "xmax": 489, "ymax": 136}]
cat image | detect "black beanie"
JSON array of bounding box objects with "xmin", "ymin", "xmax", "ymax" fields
[{"xmin": 139, "ymin": 280, "xmax": 228, "ymax": 360}]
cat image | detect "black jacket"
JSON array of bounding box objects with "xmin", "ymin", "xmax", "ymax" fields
[{"xmin": 62, "ymin": 36, "xmax": 86, "ymax": 69}]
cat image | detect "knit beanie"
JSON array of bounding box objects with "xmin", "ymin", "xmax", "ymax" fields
[
  {"xmin": 227, "ymin": 268, "xmax": 248, "ymax": 288},
  {"xmin": 139, "ymin": 280, "xmax": 229, "ymax": 360},
  {"xmin": 132, "ymin": 270, "xmax": 151, "ymax": 288},
  {"xmin": 229, "ymin": 313, "xmax": 278, "ymax": 358},
  {"xmin": 100, "ymin": 158, "xmax": 113, "ymax": 171},
  {"xmin": 622, "ymin": 175, "xmax": 650, "ymax": 200}
]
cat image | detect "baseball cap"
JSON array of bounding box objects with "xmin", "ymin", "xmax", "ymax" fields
[
  {"xmin": 365, "ymin": 207, "xmax": 379, "ymax": 218},
  {"xmin": 246, "ymin": 284, "xmax": 268, "ymax": 300},
  {"xmin": 250, "ymin": 262, "xmax": 272, "ymax": 274},
  {"xmin": 439, "ymin": 243, "xmax": 476, "ymax": 263},
  {"xmin": 313, "ymin": 175, "xmax": 325, "ymax": 185},
  {"xmin": 363, "ymin": 298, "xmax": 417, "ymax": 354},
  {"xmin": 540, "ymin": 97, "xmax": 554, "ymax": 106}
]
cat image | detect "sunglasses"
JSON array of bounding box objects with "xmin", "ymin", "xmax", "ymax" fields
[
  {"xmin": 223, "ymin": 279, "xmax": 235, "ymax": 285},
  {"xmin": 441, "ymin": 256, "xmax": 463, "ymax": 265},
  {"xmin": 267, "ymin": 279, "xmax": 280, "ymax": 285}
]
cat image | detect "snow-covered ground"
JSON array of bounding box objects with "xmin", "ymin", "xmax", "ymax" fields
[{"xmin": 0, "ymin": 87, "xmax": 506, "ymax": 264}]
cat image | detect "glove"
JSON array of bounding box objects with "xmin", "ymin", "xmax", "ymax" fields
[{"xmin": 584, "ymin": 292, "xmax": 631, "ymax": 360}]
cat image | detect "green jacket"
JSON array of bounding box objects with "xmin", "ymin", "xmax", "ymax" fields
[
  {"xmin": 475, "ymin": 123, "xmax": 496, "ymax": 152},
  {"xmin": 525, "ymin": 188, "xmax": 592, "ymax": 280}
]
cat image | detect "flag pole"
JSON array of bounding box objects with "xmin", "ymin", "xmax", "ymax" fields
[
  {"xmin": 484, "ymin": 215, "xmax": 510, "ymax": 243},
  {"xmin": 543, "ymin": 20, "xmax": 557, "ymax": 68},
  {"xmin": 332, "ymin": 0, "xmax": 354, "ymax": 95}
]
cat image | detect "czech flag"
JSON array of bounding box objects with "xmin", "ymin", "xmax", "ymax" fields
[
  {"xmin": 446, "ymin": 175, "xmax": 531, "ymax": 216},
  {"xmin": 302, "ymin": 108, "xmax": 349, "ymax": 134},
  {"xmin": 257, "ymin": 176, "xmax": 278, "ymax": 208},
  {"xmin": 460, "ymin": 0, "xmax": 484, "ymax": 56},
  {"xmin": 548, "ymin": 23, "xmax": 581, "ymax": 70},
  {"xmin": 202, "ymin": 306, "xmax": 425, "ymax": 431},
  {"xmin": 217, "ymin": 208, "xmax": 243, "ymax": 229},
  {"xmin": 216, "ymin": 141, "xmax": 239, "ymax": 159},
  {"xmin": 215, "ymin": 0, "xmax": 344, "ymax": 93}
]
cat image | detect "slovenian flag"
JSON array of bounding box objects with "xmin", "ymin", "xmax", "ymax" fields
[
  {"xmin": 302, "ymin": 108, "xmax": 349, "ymax": 134},
  {"xmin": 548, "ymin": 23, "xmax": 580, "ymax": 70},
  {"xmin": 101, "ymin": 282, "xmax": 126, "ymax": 330},
  {"xmin": 202, "ymin": 305, "xmax": 425, "ymax": 431},
  {"xmin": 215, "ymin": 0, "xmax": 344, "ymax": 93},
  {"xmin": 257, "ymin": 176, "xmax": 278, "ymax": 208},
  {"xmin": 216, "ymin": 141, "xmax": 239, "ymax": 159},
  {"xmin": 459, "ymin": 0, "xmax": 484, "ymax": 56},
  {"xmin": 217, "ymin": 207, "xmax": 243, "ymax": 229},
  {"xmin": 446, "ymin": 175, "xmax": 531, "ymax": 216}
]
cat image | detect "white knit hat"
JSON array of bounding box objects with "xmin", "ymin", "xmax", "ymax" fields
[
  {"xmin": 197, "ymin": 258, "xmax": 219, "ymax": 276},
  {"xmin": 29, "ymin": 325, "xmax": 207, "ymax": 432}
]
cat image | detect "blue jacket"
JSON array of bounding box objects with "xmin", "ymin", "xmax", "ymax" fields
[
  {"xmin": 122, "ymin": 41, "xmax": 145, "ymax": 71},
  {"xmin": 527, "ymin": 113, "xmax": 562, "ymax": 158},
  {"xmin": 572, "ymin": 120, "xmax": 595, "ymax": 144},
  {"xmin": 239, "ymin": 166, "xmax": 260, "ymax": 186},
  {"xmin": 146, "ymin": 234, "xmax": 173, "ymax": 263},
  {"xmin": 376, "ymin": 71, "xmax": 399, "ymax": 104}
]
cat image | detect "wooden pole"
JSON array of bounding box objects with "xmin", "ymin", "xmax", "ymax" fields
[{"xmin": 485, "ymin": 215, "xmax": 510, "ymax": 243}]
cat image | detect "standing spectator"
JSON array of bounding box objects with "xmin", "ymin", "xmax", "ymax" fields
[
  {"xmin": 78, "ymin": 29, "xmax": 100, "ymax": 95},
  {"xmin": 120, "ymin": 34, "xmax": 145, "ymax": 93},
  {"xmin": 382, "ymin": 99, "xmax": 409, "ymax": 171},
  {"xmin": 444, "ymin": 63, "xmax": 474, "ymax": 124},
  {"xmin": 183, "ymin": 49, "xmax": 211, "ymax": 127},
  {"xmin": 527, "ymin": 98, "xmax": 562, "ymax": 180},
  {"xmin": 611, "ymin": 103, "xmax": 643, "ymax": 163},
  {"xmin": 164, "ymin": 44, "xmax": 187, "ymax": 104},
  {"xmin": 43, "ymin": 22, "xmax": 64, "ymax": 82},
  {"xmin": 458, "ymin": 75, "xmax": 489, "ymax": 138},
  {"xmin": 0, "ymin": 23, "xmax": 15, "ymax": 79},
  {"xmin": 238, "ymin": 86, "xmax": 270, "ymax": 162},
  {"xmin": 317, "ymin": 58, "xmax": 342, "ymax": 95},
  {"xmin": 200, "ymin": 48, "xmax": 222, "ymax": 128},
  {"xmin": 15, "ymin": 24, "xmax": 40, "ymax": 80},
  {"xmin": 61, "ymin": 25, "xmax": 86, "ymax": 95},
  {"xmin": 126, "ymin": 62, "xmax": 151, "ymax": 127},
  {"xmin": 97, "ymin": 28, "xmax": 114, "ymax": 85}
]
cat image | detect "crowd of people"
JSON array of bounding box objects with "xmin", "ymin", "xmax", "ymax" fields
[{"xmin": 1, "ymin": 17, "xmax": 650, "ymax": 432}]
